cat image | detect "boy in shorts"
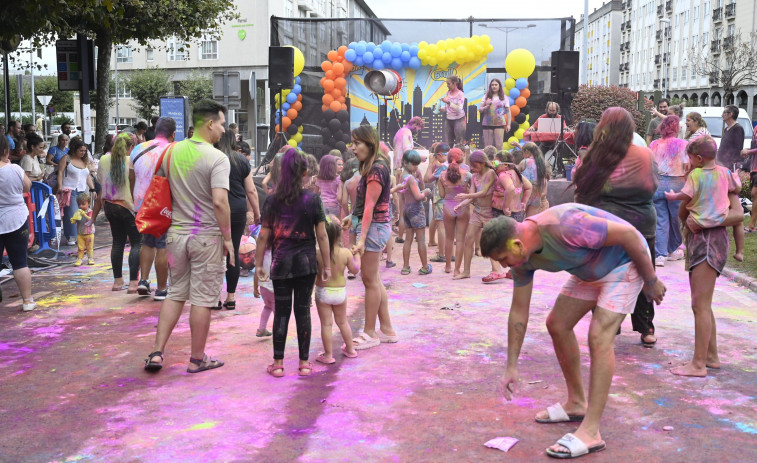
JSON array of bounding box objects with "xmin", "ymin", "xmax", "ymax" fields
[{"xmin": 480, "ymin": 203, "xmax": 665, "ymax": 459}]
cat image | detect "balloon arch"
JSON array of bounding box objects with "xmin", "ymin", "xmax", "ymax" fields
[{"xmin": 275, "ymin": 38, "xmax": 537, "ymax": 152}]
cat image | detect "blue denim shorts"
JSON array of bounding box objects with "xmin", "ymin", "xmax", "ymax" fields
[
  {"xmin": 356, "ymin": 221, "xmax": 391, "ymax": 253},
  {"xmin": 142, "ymin": 232, "xmax": 167, "ymax": 249}
]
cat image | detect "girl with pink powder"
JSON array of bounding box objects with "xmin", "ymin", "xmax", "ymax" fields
[
  {"xmin": 314, "ymin": 217, "xmax": 360, "ymax": 364},
  {"xmin": 438, "ymin": 147, "xmax": 471, "ymax": 275},
  {"xmin": 664, "ymin": 136, "xmax": 745, "ymax": 377},
  {"xmin": 440, "ymin": 75, "xmax": 466, "ymax": 147},
  {"xmin": 316, "ymin": 154, "xmax": 342, "ymax": 217},
  {"xmin": 392, "ymin": 149, "xmax": 432, "ymax": 275}
]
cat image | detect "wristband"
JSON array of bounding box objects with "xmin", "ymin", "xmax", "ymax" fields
[{"xmin": 644, "ymin": 276, "xmax": 658, "ymax": 286}]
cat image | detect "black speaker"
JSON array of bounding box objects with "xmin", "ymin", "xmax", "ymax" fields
[
  {"xmin": 551, "ymin": 50, "xmax": 580, "ymax": 93},
  {"xmin": 269, "ymin": 46, "xmax": 294, "ymax": 89}
]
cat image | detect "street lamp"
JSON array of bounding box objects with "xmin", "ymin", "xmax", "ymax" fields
[
  {"xmin": 478, "ymin": 23, "xmax": 537, "ymax": 57},
  {"xmin": 659, "ymin": 18, "xmax": 671, "ymax": 99}
]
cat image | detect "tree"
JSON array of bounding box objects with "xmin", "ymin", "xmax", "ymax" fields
[
  {"xmin": 570, "ymin": 85, "xmax": 654, "ymax": 137},
  {"xmin": 690, "ymin": 30, "xmax": 757, "ymax": 99},
  {"xmin": 178, "ymin": 70, "xmax": 212, "ymax": 106},
  {"xmin": 124, "ymin": 67, "xmax": 172, "ymax": 120},
  {"xmin": 9, "ymin": 0, "xmax": 238, "ymax": 151}
]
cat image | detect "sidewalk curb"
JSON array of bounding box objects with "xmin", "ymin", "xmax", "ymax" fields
[{"xmin": 721, "ymin": 267, "xmax": 757, "ymax": 293}]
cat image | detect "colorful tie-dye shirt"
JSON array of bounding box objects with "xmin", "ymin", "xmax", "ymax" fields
[
  {"xmin": 393, "ymin": 127, "xmax": 414, "ymax": 169},
  {"xmin": 575, "ymin": 144, "xmax": 658, "ymax": 238},
  {"xmin": 354, "ymin": 160, "xmax": 391, "ymax": 223},
  {"xmin": 480, "ymin": 96, "xmax": 509, "ymax": 127},
  {"xmin": 261, "ymin": 189, "xmax": 326, "ymax": 280},
  {"xmin": 649, "ymin": 137, "xmax": 689, "ymax": 176},
  {"xmin": 130, "ymin": 138, "xmax": 171, "ymax": 211},
  {"xmin": 445, "ymin": 91, "xmax": 466, "ymax": 120},
  {"xmin": 511, "ymin": 203, "xmax": 647, "ymax": 287},
  {"xmin": 680, "ymin": 165, "xmax": 741, "ymax": 228}
]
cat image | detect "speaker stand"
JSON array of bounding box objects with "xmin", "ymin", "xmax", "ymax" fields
[{"xmin": 255, "ymin": 87, "xmax": 289, "ymax": 176}]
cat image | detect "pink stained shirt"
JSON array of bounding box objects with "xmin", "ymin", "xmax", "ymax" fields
[
  {"xmin": 444, "ymin": 91, "xmax": 466, "ymax": 121},
  {"xmin": 315, "ymin": 177, "xmax": 340, "ymax": 208},
  {"xmin": 649, "ymin": 137, "xmax": 689, "ymax": 177},
  {"xmin": 393, "ymin": 126, "xmax": 414, "ymax": 169},
  {"xmin": 681, "ymin": 165, "xmax": 741, "ymax": 228}
]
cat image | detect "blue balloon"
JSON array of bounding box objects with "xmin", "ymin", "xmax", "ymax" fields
[
  {"xmin": 366, "ymin": 42, "xmax": 376, "ymax": 53},
  {"xmin": 356, "ymin": 41, "xmax": 367, "ymax": 55},
  {"xmin": 508, "ymin": 96, "xmax": 516, "ymax": 106},
  {"xmin": 409, "ymin": 45, "xmax": 419, "ymax": 56},
  {"xmin": 390, "ymin": 44, "xmax": 402, "ymax": 57},
  {"xmin": 282, "ymin": 102, "xmax": 290, "ymax": 111},
  {"xmin": 391, "ymin": 57, "xmax": 403, "ymax": 69},
  {"xmin": 286, "ymin": 92, "xmax": 297, "ymax": 104},
  {"xmin": 363, "ymin": 51, "xmax": 374, "ymax": 63},
  {"xmin": 292, "ymin": 84, "xmax": 302, "ymax": 94},
  {"xmin": 354, "ymin": 56, "xmax": 364, "ymax": 67},
  {"xmin": 408, "ymin": 56, "xmax": 421, "ymax": 69},
  {"xmin": 381, "ymin": 40, "xmax": 392, "ymax": 52},
  {"xmin": 401, "ymin": 43, "xmax": 410, "ymax": 52},
  {"xmin": 382, "ymin": 52, "xmax": 392, "ymax": 64},
  {"xmin": 515, "ymin": 78, "xmax": 528, "ymax": 90},
  {"xmin": 345, "ymin": 49, "xmax": 357, "ymax": 61},
  {"xmin": 372, "ymin": 59, "xmax": 384, "ymax": 70},
  {"xmin": 509, "ymin": 88, "xmax": 521, "ymax": 99},
  {"xmin": 400, "ymin": 50, "xmax": 411, "ymax": 62},
  {"xmin": 295, "ymin": 76, "xmax": 301, "ymax": 85},
  {"xmin": 348, "ymin": 42, "xmax": 357, "ymax": 50}
]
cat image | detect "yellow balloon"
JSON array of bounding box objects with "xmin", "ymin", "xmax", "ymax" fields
[
  {"xmin": 297, "ymin": 125, "xmax": 304, "ymax": 133},
  {"xmin": 508, "ymin": 136, "xmax": 519, "ymax": 146},
  {"xmin": 505, "ymin": 78, "xmax": 516, "ymax": 89},
  {"xmin": 505, "ymin": 49, "xmax": 536, "ymax": 79},
  {"xmin": 288, "ymin": 139, "xmax": 298, "ymax": 148},
  {"xmin": 515, "ymin": 129, "xmax": 526, "ymax": 139},
  {"xmin": 520, "ymin": 122, "xmax": 531, "ymax": 130},
  {"xmin": 286, "ymin": 45, "xmax": 305, "ymax": 77}
]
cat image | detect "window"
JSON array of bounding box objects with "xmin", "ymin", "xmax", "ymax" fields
[
  {"xmin": 114, "ymin": 79, "xmax": 131, "ymax": 98},
  {"xmin": 200, "ymin": 36, "xmax": 218, "ymax": 60},
  {"xmin": 285, "ymin": 0, "xmax": 294, "ymax": 17},
  {"xmin": 146, "ymin": 48, "xmax": 154, "ymax": 61},
  {"xmin": 694, "ymin": 5, "xmax": 698, "ymax": 19},
  {"xmin": 727, "ymin": 24, "xmax": 735, "ymax": 37},
  {"xmin": 116, "ymin": 46, "xmax": 132, "ymax": 63},
  {"xmin": 168, "ymin": 37, "xmax": 189, "ymax": 61}
]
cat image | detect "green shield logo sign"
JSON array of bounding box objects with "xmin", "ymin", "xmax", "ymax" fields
[{"xmin": 238, "ymin": 29, "xmax": 247, "ymax": 41}]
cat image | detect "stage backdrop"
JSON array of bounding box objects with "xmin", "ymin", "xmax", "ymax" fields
[{"xmin": 347, "ymin": 59, "xmax": 487, "ymax": 150}]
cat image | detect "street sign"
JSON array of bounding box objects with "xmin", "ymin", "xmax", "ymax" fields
[
  {"xmin": 160, "ymin": 96, "xmax": 190, "ymax": 141},
  {"xmin": 37, "ymin": 95, "xmax": 52, "ymax": 105},
  {"xmin": 56, "ymin": 39, "xmax": 95, "ymax": 91}
]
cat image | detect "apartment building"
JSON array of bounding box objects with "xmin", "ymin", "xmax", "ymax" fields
[
  {"xmin": 110, "ymin": 0, "xmax": 380, "ymax": 138},
  {"xmin": 575, "ymin": 0, "xmax": 624, "ymax": 86}
]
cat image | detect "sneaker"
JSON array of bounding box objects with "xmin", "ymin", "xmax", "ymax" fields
[
  {"xmin": 137, "ymin": 280, "xmax": 151, "ymax": 295},
  {"xmin": 87, "ymin": 259, "xmax": 95, "ymax": 265},
  {"xmin": 22, "ymin": 301, "xmax": 37, "ymax": 311},
  {"xmin": 65, "ymin": 238, "xmax": 76, "ymax": 246},
  {"xmin": 153, "ymin": 289, "xmax": 168, "ymax": 301},
  {"xmin": 655, "ymin": 256, "xmax": 666, "ymax": 267},
  {"xmin": 667, "ymin": 249, "xmax": 684, "ymax": 261},
  {"xmin": 430, "ymin": 254, "xmax": 446, "ymax": 263},
  {"xmin": 74, "ymin": 259, "xmax": 82, "ymax": 266}
]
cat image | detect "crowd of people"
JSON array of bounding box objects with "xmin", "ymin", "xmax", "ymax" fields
[{"xmin": 1, "ymin": 94, "xmax": 755, "ymax": 459}]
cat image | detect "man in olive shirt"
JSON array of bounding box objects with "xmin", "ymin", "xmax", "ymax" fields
[
  {"xmin": 144, "ymin": 99, "xmax": 233, "ymax": 374},
  {"xmin": 716, "ymin": 105, "xmax": 745, "ymax": 170},
  {"xmin": 645, "ymin": 98, "xmax": 669, "ymax": 145}
]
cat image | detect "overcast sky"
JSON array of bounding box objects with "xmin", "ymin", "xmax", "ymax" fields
[{"xmin": 368, "ymin": 0, "xmax": 607, "ymax": 20}]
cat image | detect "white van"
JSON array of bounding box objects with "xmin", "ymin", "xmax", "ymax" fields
[{"xmin": 681, "ymin": 106, "xmax": 753, "ymax": 150}]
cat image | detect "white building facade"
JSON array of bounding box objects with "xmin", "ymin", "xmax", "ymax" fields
[{"xmin": 575, "ymin": 0, "xmax": 624, "ymax": 86}]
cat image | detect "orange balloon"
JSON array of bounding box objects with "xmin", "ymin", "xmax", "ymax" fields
[
  {"xmin": 323, "ymin": 79, "xmax": 335, "ymax": 92},
  {"xmin": 338, "ymin": 96, "xmax": 346, "ymax": 104},
  {"xmin": 335, "ymin": 77, "xmax": 347, "ymax": 89},
  {"xmin": 297, "ymin": 93, "xmax": 302, "ymax": 101},
  {"xmin": 520, "ymin": 88, "xmax": 531, "ymax": 99},
  {"xmin": 322, "ymin": 104, "xmax": 328, "ymax": 112},
  {"xmin": 287, "ymin": 108, "xmax": 298, "ymax": 119},
  {"xmin": 322, "ymin": 94, "xmax": 334, "ymax": 105},
  {"xmin": 321, "ymin": 61, "xmax": 332, "ymax": 72},
  {"xmin": 510, "ymin": 105, "xmax": 520, "ymax": 117},
  {"xmin": 332, "ymin": 62, "xmax": 345, "ymax": 76},
  {"xmin": 275, "ymin": 124, "xmax": 280, "ymax": 132},
  {"xmin": 325, "ymin": 70, "xmax": 335, "ymax": 80},
  {"xmin": 327, "ymin": 50, "xmax": 338, "ymax": 61},
  {"xmin": 343, "ymin": 61, "xmax": 353, "ymax": 73},
  {"xmin": 282, "ymin": 117, "xmax": 291, "ymax": 129},
  {"xmin": 515, "ymin": 97, "xmax": 527, "ymax": 108},
  {"xmin": 341, "ymin": 103, "xmax": 348, "ymax": 111},
  {"xmin": 338, "ymin": 45, "xmax": 348, "ymax": 56},
  {"xmin": 329, "ymin": 100, "xmax": 341, "ymax": 112},
  {"xmin": 320, "ymin": 77, "xmax": 326, "ymax": 87},
  {"xmin": 331, "ymin": 88, "xmax": 342, "ymax": 99},
  {"xmin": 292, "ymin": 101, "xmax": 302, "ymax": 111}
]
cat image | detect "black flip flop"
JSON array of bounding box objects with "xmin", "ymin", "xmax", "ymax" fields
[
  {"xmin": 223, "ymin": 301, "xmax": 236, "ymax": 310},
  {"xmin": 144, "ymin": 351, "xmax": 163, "ymax": 372}
]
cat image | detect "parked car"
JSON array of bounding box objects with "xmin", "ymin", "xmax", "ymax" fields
[{"xmin": 681, "ymin": 106, "xmax": 752, "ymax": 150}]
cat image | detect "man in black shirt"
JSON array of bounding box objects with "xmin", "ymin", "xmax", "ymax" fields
[{"xmin": 717, "ymin": 105, "xmax": 745, "ymax": 170}]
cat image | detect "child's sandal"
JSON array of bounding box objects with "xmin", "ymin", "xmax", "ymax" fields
[{"xmin": 401, "ymin": 267, "xmax": 411, "ymax": 275}]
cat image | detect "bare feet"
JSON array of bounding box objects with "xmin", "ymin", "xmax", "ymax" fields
[
  {"xmin": 445, "ymin": 265, "xmax": 452, "ymax": 273},
  {"xmin": 126, "ymin": 281, "xmax": 139, "ymax": 294},
  {"xmin": 641, "ymin": 333, "xmax": 657, "ymax": 345},
  {"xmin": 706, "ymin": 356, "xmax": 721, "ymax": 369},
  {"xmin": 734, "ymin": 251, "xmax": 744, "ymax": 262},
  {"xmin": 112, "ymin": 278, "xmax": 125, "ymax": 291},
  {"xmin": 452, "ymin": 272, "xmax": 470, "ymax": 280},
  {"xmin": 670, "ymin": 362, "xmax": 707, "ymax": 377},
  {"xmin": 547, "ymin": 428, "xmax": 603, "ymax": 456},
  {"xmin": 428, "ymin": 241, "xmax": 437, "ymax": 247}
]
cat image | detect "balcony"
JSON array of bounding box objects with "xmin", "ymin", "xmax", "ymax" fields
[
  {"xmin": 624, "ymin": 62, "xmax": 630, "ymax": 71},
  {"xmin": 654, "ymin": 79, "xmax": 661, "ymax": 88},
  {"xmin": 723, "ymin": 35, "xmax": 734, "ymax": 49},
  {"xmin": 655, "ymin": 54, "xmax": 662, "ymax": 65},
  {"xmin": 709, "ymin": 71, "xmax": 719, "ymax": 84},
  {"xmin": 619, "ymin": 64, "xmax": 625, "ymax": 72},
  {"xmin": 657, "ymin": 4, "xmax": 663, "ymax": 16},
  {"xmin": 713, "ymin": 7, "xmax": 723, "ymax": 22},
  {"xmin": 725, "ymin": 3, "xmax": 736, "ymax": 18},
  {"xmin": 665, "ymin": 0, "xmax": 672, "ymax": 12},
  {"xmin": 656, "ymin": 29, "xmax": 663, "ymax": 41},
  {"xmin": 625, "ymin": 41, "xmax": 630, "ymax": 50},
  {"xmin": 711, "ymin": 39, "xmax": 721, "ymax": 53}
]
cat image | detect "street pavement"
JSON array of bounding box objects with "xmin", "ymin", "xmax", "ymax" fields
[{"xmin": 1, "ymin": 230, "xmax": 756, "ymax": 462}]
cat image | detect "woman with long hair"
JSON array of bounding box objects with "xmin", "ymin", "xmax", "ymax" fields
[
  {"xmin": 441, "ymin": 75, "xmax": 466, "ymax": 147},
  {"xmin": 58, "ymin": 137, "xmax": 95, "ymax": 246},
  {"xmin": 90, "ymin": 132, "xmax": 142, "ymax": 292},
  {"xmin": 215, "ymin": 128, "xmax": 260, "ymax": 310},
  {"xmin": 684, "ymin": 112, "xmax": 710, "ymax": 141},
  {"xmin": 438, "ymin": 147, "xmax": 471, "ymax": 275},
  {"xmin": 573, "ymin": 107, "xmax": 659, "ymax": 345},
  {"xmin": 20, "ymin": 133, "xmax": 45, "ymax": 181},
  {"xmin": 649, "ymin": 115, "xmax": 689, "ymax": 266},
  {"xmin": 479, "ymin": 79, "xmax": 511, "ymax": 150},
  {"xmin": 255, "ymin": 148, "xmax": 330, "ymax": 377},
  {"xmin": 341, "ymin": 125, "xmax": 395, "ymax": 350},
  {"xmin": 519, "ymin": 142, "xmax": 550, "ymax": 217}
]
